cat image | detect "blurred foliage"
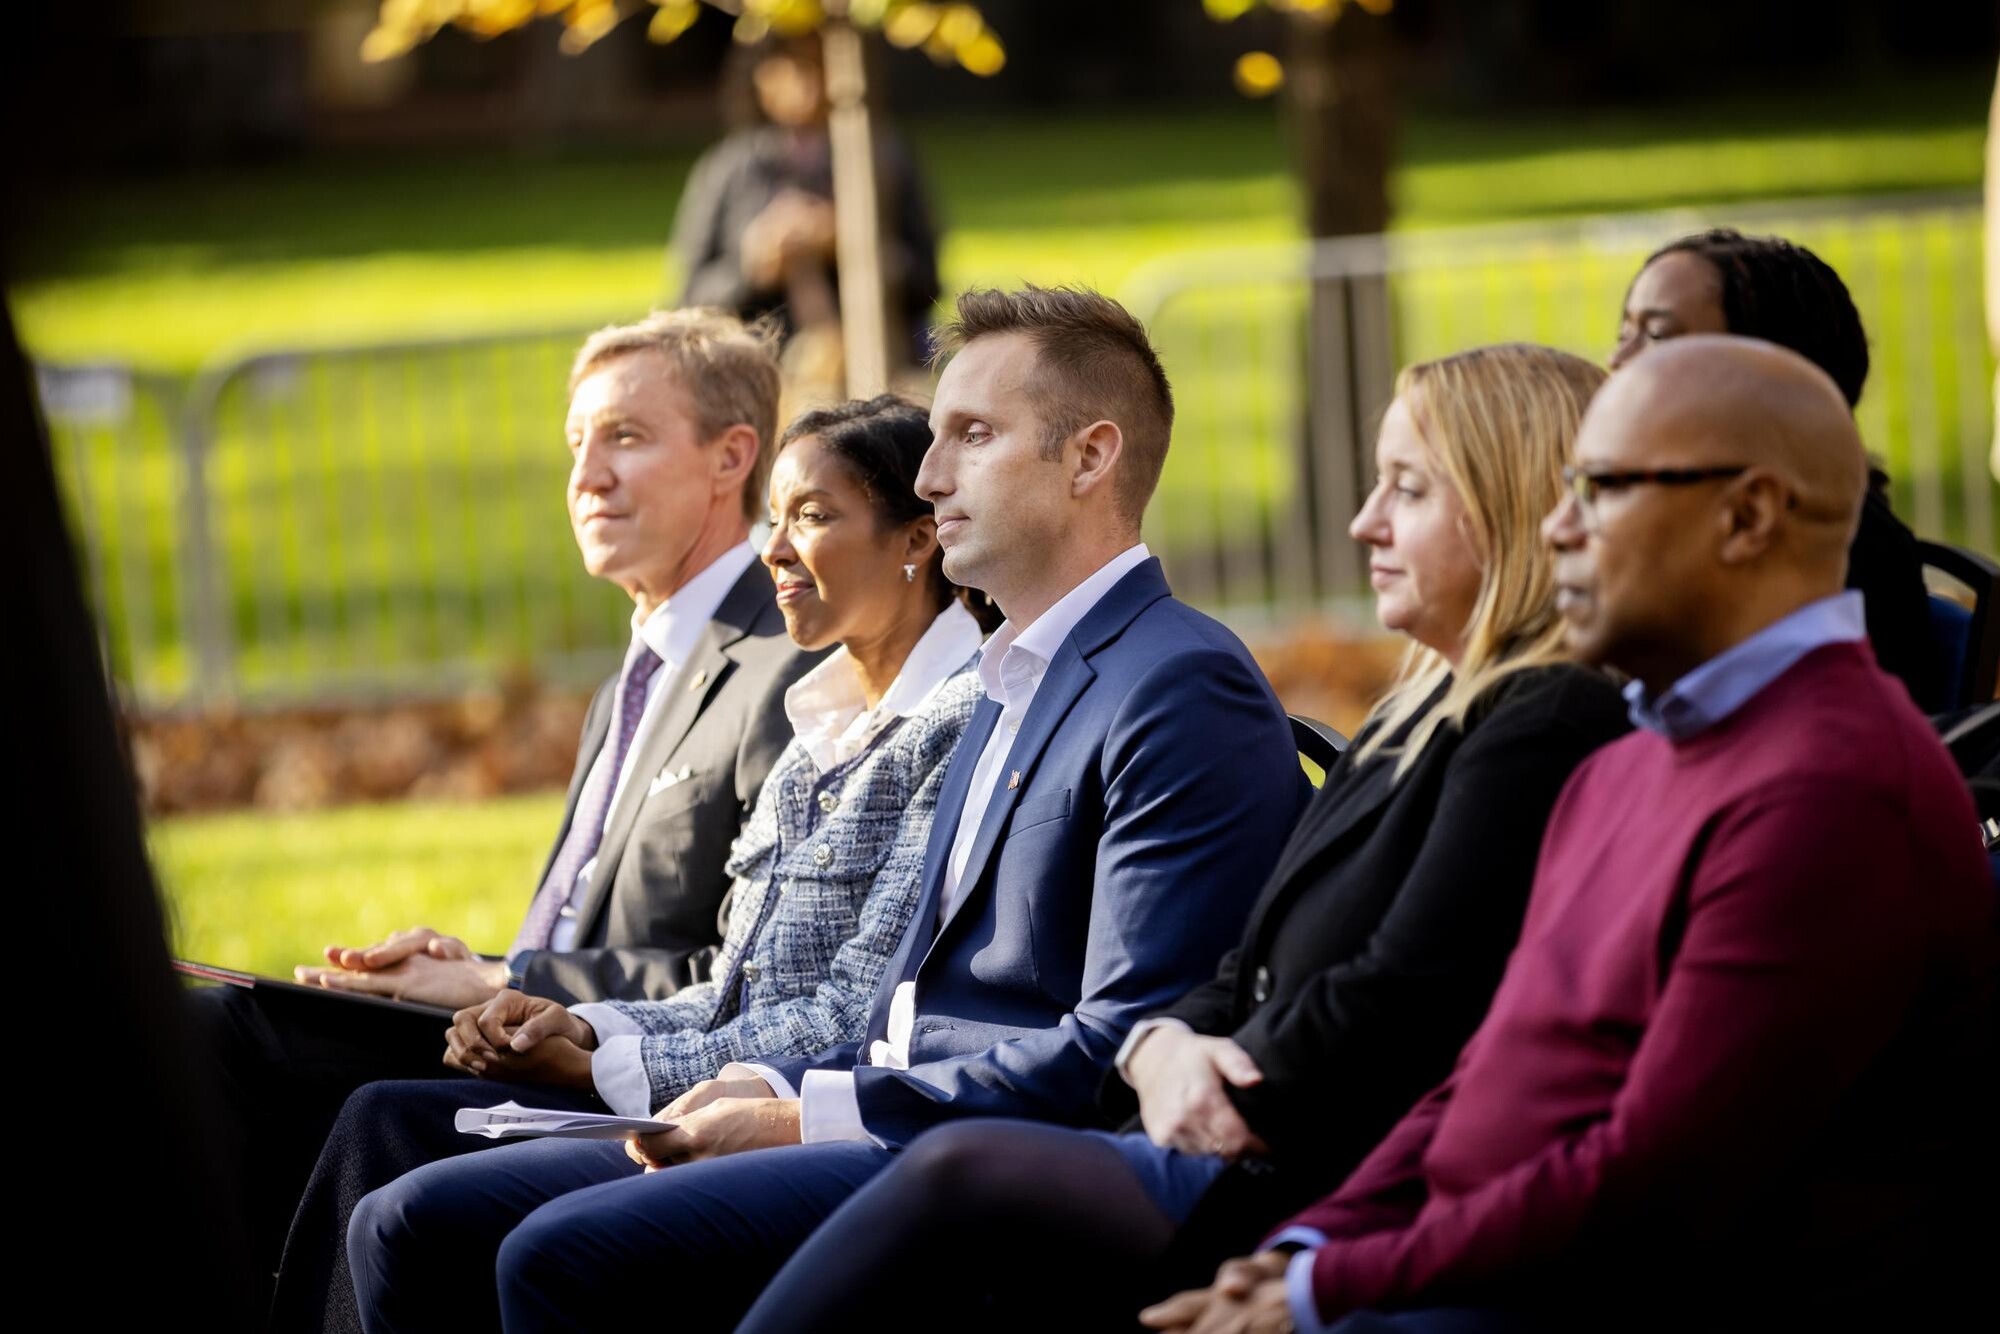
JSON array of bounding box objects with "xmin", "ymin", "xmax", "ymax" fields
[
  {"xmin": 363, "ymin": 0, "xmax": 1007, "ymax": 75},
  {"xmin": 1210, "ymin": 0, "xmax": 1395, "ymax": 99},
  {"xmin": 1234, "ymin": 51, "xmax": 1285, "ymax": 98}
]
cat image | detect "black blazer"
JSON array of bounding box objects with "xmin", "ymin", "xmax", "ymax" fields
[
  {"xmin": 1102, "ymin": 662, "xmax": 1630, "ymax": 1255},
  {"xmin": 1847, "ymin": 488, "xmax": 1941, "ymax": 712}
]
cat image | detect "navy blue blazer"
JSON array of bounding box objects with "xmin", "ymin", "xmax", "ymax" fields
[{"xmin": 760, "ymin": 559, "xmax": 1309, "ymax": 1147}]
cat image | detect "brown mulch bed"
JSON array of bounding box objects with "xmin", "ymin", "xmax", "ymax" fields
[{"xmin": 129, "ymin": 624, "xmax": 1406, "ymax": 817}]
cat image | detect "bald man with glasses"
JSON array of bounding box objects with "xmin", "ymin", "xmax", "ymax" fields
[{"xmin": 1147, "ymin": 336, "xmax": 1994, "ymax": 1334}]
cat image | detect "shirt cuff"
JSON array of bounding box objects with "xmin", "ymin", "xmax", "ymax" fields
[
  {"xmin": 799, "ymin": 1069, "xmax": 877, "ymax": 1144},
  {"xmin": 1285, "ymin": 1246, "xmax": 1336, "ymax": 1334},
  {"xmin": 721, "ymin": 1061, "xmax": 797, "ymax": 1100},
  {"xmin": 587, "ymin": 1035, "xmax": 654, "ymax": 1119},
  {"xmin": 1264, "ymin": 1225, "xmax": 1329, "ymax": 1253},
  {"xmin": 1115, "ymin": 1017, "xmax": 1193, "ymax": 1086},
  {"xmin": 568, "ymin": 1002, "xmax": 641, "ymax": 1043}
]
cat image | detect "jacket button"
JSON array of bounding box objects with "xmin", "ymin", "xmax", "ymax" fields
[
  {"xmin": 817, "ymin": 790, "xmax": 838, "ymax": 815},
  {"xmin": 813, "ymin": 844, "xmax": 833, "ymax": 868},
  {"xmin": 1252, "ymin": 966, "xmax": 1272, "ymax": 1004}
]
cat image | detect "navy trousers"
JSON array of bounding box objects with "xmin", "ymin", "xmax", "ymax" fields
[
  {"xmin": 272, "ymin": 1076, "xmax": 602, "ymax": 1334},
  {"xmin": 348, "ymin": 1137, "xmax": 895, "ymax": 1334}
]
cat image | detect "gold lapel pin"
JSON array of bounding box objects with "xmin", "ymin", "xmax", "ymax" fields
[{"xmin": 1007, "ymin": 770, "xmax": 1021, "ymax": 790}]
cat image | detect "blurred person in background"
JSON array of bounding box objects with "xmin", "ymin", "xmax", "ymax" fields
[
  {"xmin": 671, "ymin": 36, "xmax": 941, "ymax": 377},
  {"xmin": 1609, "ymin": 228, "xmax": 1944, "ymax": 711}
]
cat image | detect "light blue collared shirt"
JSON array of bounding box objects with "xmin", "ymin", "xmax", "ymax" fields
[{"xmin": 1624, "ymin": 591, "xmax": 1866, "ymax": 741}]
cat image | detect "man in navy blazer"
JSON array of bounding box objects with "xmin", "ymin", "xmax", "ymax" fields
[{"xmin": 345, "ymin": 286, "xmax": 1308, "ymax": 1333}]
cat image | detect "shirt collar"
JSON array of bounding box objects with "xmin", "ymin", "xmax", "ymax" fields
[
  {"xmin": 977, "ymin": 544, "xmax": 1151, "ymax": 708},
  {"xmin": 633, "ymin": 542, "xmax": 759, "ymax": 673},
  {"xmin": 783, "ymin": 600, "xmax": 987, "ymax": 773},
  {"xmin": 1624, "ymin": 590, "xmax": 1865, "ymax": 740}
]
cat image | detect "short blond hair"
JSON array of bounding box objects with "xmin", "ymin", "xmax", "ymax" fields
[
  {"xmin": 1353, "ymin": 343, "xmax": 1608, "ymax": 780},
  {"xmin": 570, "ymin": 309, "xmax": 782, "ymax": 522}
]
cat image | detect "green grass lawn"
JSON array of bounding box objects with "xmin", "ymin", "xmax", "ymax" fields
[
  {"xmin": 38, "ymin": 75, "xmax": 1995, "ymax": 960},
  {"xmin": 153, "ymin": 791, "xmax": 566, "ymax": 976}
]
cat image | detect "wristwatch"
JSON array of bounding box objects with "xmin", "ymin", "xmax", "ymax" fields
[{"xmin": 506, "ymin": 950, "xmax": 536, "ymax": 991}]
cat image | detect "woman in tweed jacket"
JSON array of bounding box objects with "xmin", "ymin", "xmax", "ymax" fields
[
  {"xmin": 457, "ymin": 394, "xmax": 998, "ymax": 1112},
  {"xmin": 568, "ymin": 623, "xmax": 983, "ymax": 1114},
  {"xmin": 269, "ymin": 397, "xmax": 995, "ymax": 1333}
]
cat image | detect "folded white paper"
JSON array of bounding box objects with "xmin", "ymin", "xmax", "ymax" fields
[{"xmin": 454, "ymin": 1099, "xmax": 672, "ymax": 1141}]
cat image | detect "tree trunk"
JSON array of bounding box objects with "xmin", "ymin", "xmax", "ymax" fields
[
  {"xmin": 1285, "ymin": 9, "xmax": 1398, "ymax": 602},
  {"xmin": 823, "ymin": 20, "xmax": 893, "ymax": 398}
]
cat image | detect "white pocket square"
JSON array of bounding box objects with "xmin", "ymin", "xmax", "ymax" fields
[{"xmin": 649, "ymin": 764, "xmax": 693, "ymax": 797}]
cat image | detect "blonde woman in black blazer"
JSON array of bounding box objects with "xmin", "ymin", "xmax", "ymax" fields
[{"xmin": 734, "ymin": 344, "xmax": 1634, "ymax": 1333}]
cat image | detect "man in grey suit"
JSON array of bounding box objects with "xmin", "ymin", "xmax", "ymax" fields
[{"xmin": 193, "ymin": 308, "xmax": 821, "ymax": 1294}]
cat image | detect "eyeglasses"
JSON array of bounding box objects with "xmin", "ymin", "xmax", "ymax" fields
[{"xmin": 1559, "ymin": 464, "xmax": 1749, "ymax": 529}]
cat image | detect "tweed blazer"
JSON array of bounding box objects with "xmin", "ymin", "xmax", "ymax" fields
[{"xmin": 600, "ymin": 662, "xmax": 983, "ymax": 1113}]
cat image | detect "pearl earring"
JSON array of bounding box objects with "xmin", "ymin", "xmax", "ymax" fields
[{"xmin": 902, "ymin": 563, "xmax": 917, "ymax": 583}]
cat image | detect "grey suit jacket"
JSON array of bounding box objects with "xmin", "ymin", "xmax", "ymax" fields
[{"xmin": 519, "ymin": 562, "xmax": 824, "ymax": 1005}]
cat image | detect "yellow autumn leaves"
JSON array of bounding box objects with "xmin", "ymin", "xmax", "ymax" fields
[
  {"xmin": 361, "ymin": 0, "xmax": 1007, "ymax": 76},
  {"xmin": 1208, "ymin": 0, "xmax": 1396, "ymax": 99}
]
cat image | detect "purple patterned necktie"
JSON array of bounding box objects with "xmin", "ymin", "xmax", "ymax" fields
[{"xmin": 511, "ymin": 639, "xmax": 666, "ymax": 954}]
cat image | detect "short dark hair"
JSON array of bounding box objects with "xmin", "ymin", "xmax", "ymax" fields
[
  {"xmin": 933, "ymin": 284, "xmax": 1174, "ymax": 523},
  {"xmin": 1645, "ymin": 228, "xmax": 1870, "ymax": 408},
  {"xmin": 777, "ymin": 395, "xmax": 1003, "ymax": 633}
]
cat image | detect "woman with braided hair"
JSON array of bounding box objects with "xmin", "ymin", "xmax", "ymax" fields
[{"xmin": 1610, "ymin": 227, "xmax": 1944, "ymax": 709}]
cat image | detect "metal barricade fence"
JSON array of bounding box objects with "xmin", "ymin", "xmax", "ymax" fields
[
  {"xmin": 43, "ymin": 329, "xmax": 633, "ymax": 709},
  {"xmin": 40, "ymin": 364, "xmax": 191, "ymax": 702},
  {"xmin": 1128, "ymin": 190, "xmax": 1999, "ymax": 621},
  {"xmin": 34, "ymin": 192, "xmax": 2000, "ymax": 708}
]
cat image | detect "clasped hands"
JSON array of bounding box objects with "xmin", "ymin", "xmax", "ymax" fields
[
  {"xmin": 442, "ymin": 996, "xmax": 802, "ymax": 1165},
  {"xmin": 292, "ymin": 925, "xmax": 508, "ymax": 1010},
  {"xmin": 740, "ymin": 190, "xmax": 836, "ymax": 290},
  {"xmin": 1140, "ymin": 1250, "xmax": 1295, "ymax": 1334},
  {"xmin": 1126, "ymin": 1024, "xmax": 1271, "ymax": 1162}
]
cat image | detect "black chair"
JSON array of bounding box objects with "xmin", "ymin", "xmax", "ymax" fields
[
  {"xmin": 1917, "ymin": 540, "xmax": 2000, "ymax": 710},
  {"xmin": 1290, "ymin": 714, "xmax": 1348, "ymax": 785}
]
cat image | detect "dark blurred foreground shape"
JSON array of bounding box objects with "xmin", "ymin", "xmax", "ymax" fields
[
  {"xmin": 4, "ymin": 7, "xmax": 255, "ymax": 1321},
  {"xmin": 4, "ymin": 296, "xmax": 260, "ymax": 1328}
]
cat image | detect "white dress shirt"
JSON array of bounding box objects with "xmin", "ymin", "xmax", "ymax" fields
[
  {"xmin": 730, "ymin": 544, "xmax": 1152, "ymax": 1144},
  {"xmin": 570, "ymin": 600, "xmax": 987, "ymax": 1116},
  {"xmin": 540, "ymin": 542, "xmax": 757, "ymax": 953}
]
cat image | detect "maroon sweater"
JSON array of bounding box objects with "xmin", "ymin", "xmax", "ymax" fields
[{"xmin": 1279, "ymin": 643, "xmax": 1994, "ymax": 1323}]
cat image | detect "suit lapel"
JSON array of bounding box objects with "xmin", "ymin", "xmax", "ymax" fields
[
  {"xmin": 1260, "ymin": 755, "xmax": 1399, "ymax": 894},
  {"xmin": 919, "ymin": 558, "xmax": 1170, "ymax": 959},
  {"xmin": 572, "ymin": 564, "xmax": 770, "ymax": 935},
  {"xmin": 1253, "ymin": 676, "xmax": 1454, "ymax": 915},
  {"xmin": 924, "ymin": 645, "xmax": 1095, "ymax": 953}
]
